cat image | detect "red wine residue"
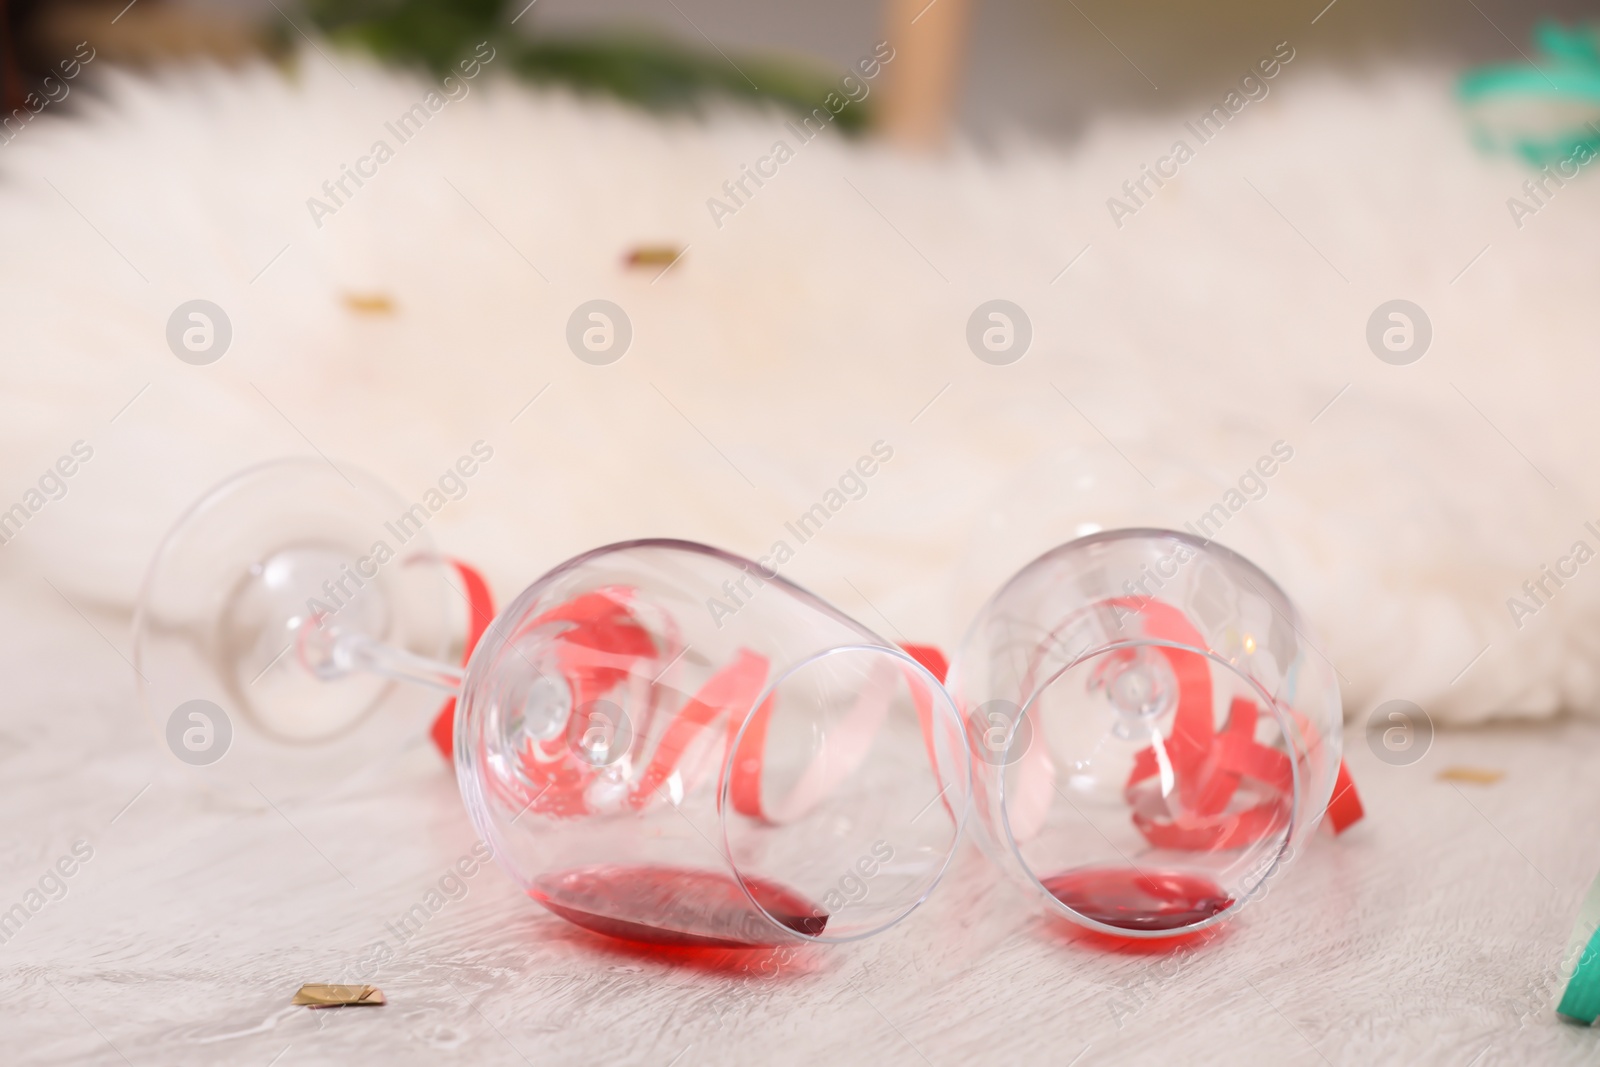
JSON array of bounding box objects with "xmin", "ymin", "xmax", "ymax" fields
[
  {"xmin": 531, "ymin": 864, "xmax": 827, "ymax": 948},
  {"xmin": 1040, "ymin": 867, "xmax": 1233, "ymax": 932}
]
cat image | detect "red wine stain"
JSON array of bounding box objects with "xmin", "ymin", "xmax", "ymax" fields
[
  {"xmin": 1047, "ymin": 918, "xmax": 1227, "ymax": 956},
  {"xmin": 1040, "ymin": 867, "xmax": 1233, "ymax": 932},
  {"xmin": 532, "ymin": 864, "xmax": 827, "ymax": 948},
  {"xmin": 549, "ymin": 929, "xmax": 826, "ymax": 976}
]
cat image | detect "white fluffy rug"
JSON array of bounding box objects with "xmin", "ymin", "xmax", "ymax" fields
[{"xmin": 1, "ymin": 49, "xmax": 1596, "ymax": 727}]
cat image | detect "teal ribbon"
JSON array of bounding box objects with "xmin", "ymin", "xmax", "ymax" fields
[
  {"xmin": 1557, "ymin": 868, "xmax": 1600, "ymax": 1024},
  {"xmin": 1458, "ymin": 21, "xmax": 1600, "ymax": 166}
]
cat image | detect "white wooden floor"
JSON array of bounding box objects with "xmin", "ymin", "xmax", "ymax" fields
[{"xmin": 3, "ymin": 593, "xmax": 1598, "ymax": 1066}]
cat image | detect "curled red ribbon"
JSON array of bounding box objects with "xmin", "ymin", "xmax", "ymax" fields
[{"xmin": 429, "ymin": 558, "xmax": 497, "ymax": 761}]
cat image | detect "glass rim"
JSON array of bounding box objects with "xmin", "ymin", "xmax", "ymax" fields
[
  {"xmin": 719, "ymin": 641, "xmax": 973, "ymax": 945},
  {"xmin": 954, "ymin": 526, "xmax": 1305, "ymax": 674},
  {"xmin": 995, "ymin": 635, "xmax": 1302, "ymax": 940}
]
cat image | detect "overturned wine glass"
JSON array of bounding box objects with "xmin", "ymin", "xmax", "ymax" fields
[
  {"xmin": 949, "ymin": 528, "xmax": 1358, "ymax": 939},
  {"xmin": 134, "ymin": 459, "xmax": 971, "ymax": 948}
]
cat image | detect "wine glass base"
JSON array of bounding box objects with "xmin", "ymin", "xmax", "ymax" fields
[{"xmin": 134, "ymin": 459, "xmax": 456, "ymax": 797}]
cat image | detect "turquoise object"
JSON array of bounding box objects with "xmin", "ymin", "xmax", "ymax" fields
[
  {"xmin": 1458, "ymin": 21, "xmax": 1600, "ymax": 166},
  {"xmin": 1557, "ymin": 869, "xmax": 1600, "ymax": 1024}
]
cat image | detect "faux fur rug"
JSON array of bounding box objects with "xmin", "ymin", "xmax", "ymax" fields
[{"xmin": 0, "ymin": 48, "xmax": 1596, "ymax": 727}]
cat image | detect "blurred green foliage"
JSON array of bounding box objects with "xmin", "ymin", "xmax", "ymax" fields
[{"xmin": 298, "ymin": 0, "xmax": 868, "ymax": 131}]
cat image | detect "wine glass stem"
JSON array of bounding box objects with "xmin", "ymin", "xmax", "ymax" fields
[{"xmin": 328, "ymin": 629, "xmax": 464, "ymax": 695}]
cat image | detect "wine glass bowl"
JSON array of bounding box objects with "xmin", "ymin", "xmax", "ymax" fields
[{"xmin": 456, "ymin": 540, "xmax": 972, "ymax": 947}]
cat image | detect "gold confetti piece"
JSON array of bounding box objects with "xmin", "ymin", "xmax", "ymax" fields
[
  {"xmin": 1437, "ymin": 766, "xmax": 1505, "ymax": 785},
  {"xmin": 342, "ymin": 293, "xmax": 396, "ymax": 315},
  {"xmin": 292, "ymin": 983, "xmax": 385, "ymax": 1008},
  {"xmin": 624, "ymin": 245, "xmax": 684, "ymax": 268}
]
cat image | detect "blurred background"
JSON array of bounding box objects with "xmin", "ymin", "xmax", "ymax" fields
[{"xmin": 6, "ymin": 0, "xmax": 1595, "ymax": 142}]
